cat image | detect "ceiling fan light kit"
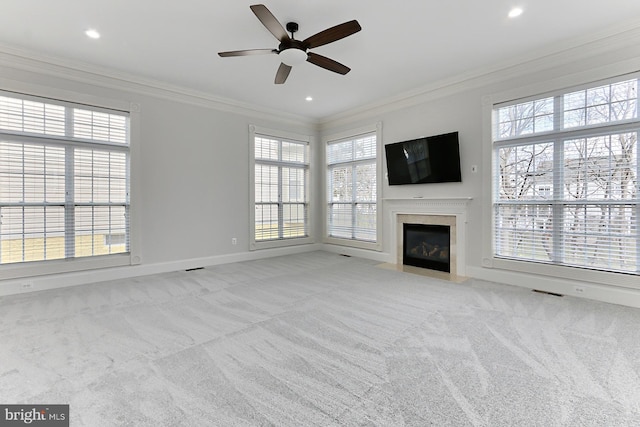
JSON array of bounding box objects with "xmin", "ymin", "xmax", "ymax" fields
[
  {"xmin": 279, "ymin": 47, "xmax": 307, "ymax": 66},
  {"xmin": 218, "ymin": 4, "xmax": 361, "ymax": 84}
]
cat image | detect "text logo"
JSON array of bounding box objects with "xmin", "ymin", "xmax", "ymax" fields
[{"xmin": 0, "ymin": 405, "xmax": 68, "ymax": 426}]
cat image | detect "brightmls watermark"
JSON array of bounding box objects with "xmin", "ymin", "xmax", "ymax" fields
[{"xmin": 0, "ymin": 405, "xmax": 68, "ymax": 426}]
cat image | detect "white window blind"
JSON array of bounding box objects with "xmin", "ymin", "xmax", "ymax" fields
[
  {"xmin": 0, "ymin": 91, "xmax": 130, "ymax": 265},
  {"xmin": 327, "ymin": 133, "xmax": 377, "ymax": 242},
  {"xmin": 254, "ymin": 134, "xmax": 308, "ymax": 242},
  {"xmin": 493, "ymin": 75, "xmax": 639, "ymax": 275}
]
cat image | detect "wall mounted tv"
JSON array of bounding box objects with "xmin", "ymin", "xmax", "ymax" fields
[{"xmin": 384, "ymin": 131, "xmax": 462, "ymax": 185}]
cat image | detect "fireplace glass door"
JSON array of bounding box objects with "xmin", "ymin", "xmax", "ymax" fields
[{"xmin": 403, "ymin": 223, "xmax": 451, "ymax": 272}]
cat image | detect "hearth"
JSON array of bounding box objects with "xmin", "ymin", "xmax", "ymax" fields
[{"xmin": 403, "ymin": 223, "xmax": 451, "ymax": 272}]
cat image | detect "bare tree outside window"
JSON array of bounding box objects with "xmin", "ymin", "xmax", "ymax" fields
[{"xmin": 494, "ymin": 77, "xmax": 638, "ymax": 274}]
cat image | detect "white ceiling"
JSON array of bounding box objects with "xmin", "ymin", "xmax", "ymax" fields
[{"xmin": 1, "ymin": 1, "xmax": 640, "ymax": 120}]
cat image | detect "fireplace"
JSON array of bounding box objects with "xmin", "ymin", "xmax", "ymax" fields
[
  {"xmin": 403, "ymin": 223, "xmax": 451, "ymax": 272},
  {"xmin": 389, "ymin": 199, "xmax": 469, "ymax": 277}
]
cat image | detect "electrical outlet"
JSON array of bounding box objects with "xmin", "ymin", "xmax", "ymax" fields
[
  {"xmin": 21, "ymin": 281, "xmax": 34, "ymax": 290},
  {"xmin": 231, "ymin": 237, "xmax": 237, "ymax": 245},
  {"xmin": 574, "ymin": 286, "xmax": 585, "ymax": 294}
]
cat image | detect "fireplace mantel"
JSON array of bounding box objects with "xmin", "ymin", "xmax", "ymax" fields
[
  {"xmin": 385, "ymin": 197, "xmax": 472, "ymax": 276},
  {"xmin": 383, "ymin": 197, "xmax": 472, "ymax": 212}
]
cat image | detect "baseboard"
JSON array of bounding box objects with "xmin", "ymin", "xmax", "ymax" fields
[
  {"xmin": 5, "ymin": 246, "xmax": 637, "ymax": 310},
  {"xmin": 467, "ymin": 265, "xmax": 640, "ymax": 309},
  {"xmin": 0, "ymin": 243, "xmax": 322, "ymax": 297}
]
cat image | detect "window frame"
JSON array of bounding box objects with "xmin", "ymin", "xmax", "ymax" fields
[
  {"xmin": 323, "ymin": 123, "xmax": 382, "ymax": 251},
  {"xmin": 249, "ymin": 125, "xmax": 313, "ymax": 250},
  {"xmin": 0, "ymin": 85, "xmax": 140, "ymax": 280},
  {"xmin": 486, "ymin": 72, "xmax": 640, "ymax": 286}
]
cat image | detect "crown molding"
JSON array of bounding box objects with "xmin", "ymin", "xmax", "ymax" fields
[
  {"xmin": 2, "ymin": 17, "xmax": 639, "ymax": 131},
  {"xmin": 319, "ymin": 20, "xmax": 640, "ymax": 128},
  {"xmin": 0, "ymin": 43, "xmax": 318, "ymax": 129}
]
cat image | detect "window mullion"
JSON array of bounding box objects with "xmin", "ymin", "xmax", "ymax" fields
[
  {"xmin": 108, "ymin": 153, "xmax": 112, "ymax": 254},
  {"xmin": 328, "ymin": 157, "xmax": 374, "ymax": 167},
  {"xmin": 278, "ymin": 165, "xmax": 284, "ymax": 240},
  {"xmin": 21, "ymin": 144, "xmax": 25, "ymax": 262},
  {"xmin": 277, "ymin": 141, "xmax": 284, "ymax": 240},
  {"xmin": 552, "ymin": 137, "xmax": 564, "ymax": 264},
  {"xmin": 351, "ymin": 141, "xmax": 357, "ymax": 240},
  {"xmin": 351, "ymin": 163, "xmax": 357, "ymax": 239},
  {"xmin": 550, "ymin": 95, "xmax": 564, "ymax": 264},
  {"xmin": 64, "ymin": 146, "xmax": 75, "ymax": 259},
  {"xmin": 43, "ymin": 147, "xmax": 48, "ymax": 260},
  {"xmin": 64, "ymin": 107, "xmax": 75, "ymax": 259}
]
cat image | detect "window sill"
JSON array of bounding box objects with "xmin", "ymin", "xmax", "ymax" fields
[
  {"xmin": 489, "ymin": 257, "xmax": 640, "ymax": 290},
  {"xmin": 251, "ymin": 236, "xmax": 314, "ymax": 251},
  {"xmin": 0, "ymin": 253, "xmax": 134, "ymax": 280},
  {"xmin": 324, "ymin": 236, "xmax": 381, "ymax": 252}
]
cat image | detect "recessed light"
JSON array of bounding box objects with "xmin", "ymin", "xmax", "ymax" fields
[
  {"xmin": 305, "ymin": 96, "xmax": 313, "ymax": 102},
  {"xmin": 85, "ymin": 29, "xmax": 101, "ymax": 39},
  {"xmin": 508, "ymin": 7, "xmax": 523, "ymax": 18}
]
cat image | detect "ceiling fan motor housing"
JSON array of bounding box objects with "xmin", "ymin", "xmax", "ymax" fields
[
  {"xmin": 286, "ymin": 22, "xmax": 299, "ymax": 34},
  {"xmin": 278, "ymin": 39, "xmax": 306, "ymax": 52}
]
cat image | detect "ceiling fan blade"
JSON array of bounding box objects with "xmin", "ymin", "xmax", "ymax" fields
[
  {"xmin": 275, "ymin": 63, "xmax": 292, "ymax": 84},
  {"xmin": 306, "ymin": 52, "xmax": 350, "ymax": 75},
  {"xmin": 218, "ymin": 49, "xmax": 276, "ymax": 57},
  {"xmin": 250, "ymin": 4, "xmax": 290, "ymax": 42},
  {"xmin": 302, "ymin": 20, "xmax": 361, "ymax": 49}
]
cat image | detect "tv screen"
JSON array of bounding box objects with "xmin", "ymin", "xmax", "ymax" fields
[{"xmin": 385, "ymin": 131, "xmax": 462, "ymax": 185}]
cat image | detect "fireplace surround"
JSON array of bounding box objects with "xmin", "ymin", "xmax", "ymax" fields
[{"xmin": 386, "ymin": 197, "xmax": 470, "ymax": 277}]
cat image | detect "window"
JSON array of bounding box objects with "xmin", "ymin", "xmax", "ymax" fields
[
  {"xmin": 250, "ymin": 127, "xmax": 310, "ymax": 249},
  {"xmin": 492, "ymin": 75, "xmax": 639, "ymax": 275},
  {"xmin": 0, "ymin": 91, "xmax": 130, "ymax": 269},
  {"xmin": 327, "ymin": 131, "xmax": 378, "ymax": 244}
]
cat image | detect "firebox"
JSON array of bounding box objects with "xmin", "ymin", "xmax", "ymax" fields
[{"xmin": 403, "ymin": 223, "xmax": 451, "ymax": 272}]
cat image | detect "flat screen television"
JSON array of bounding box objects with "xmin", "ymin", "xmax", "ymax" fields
[{"xmin": 384, "ymin": 131, "xmax": 462, "ymax": 185}]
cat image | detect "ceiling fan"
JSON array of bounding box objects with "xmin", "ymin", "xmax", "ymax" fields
[{"xmin": 218, "ymin": 4, "xmax": 361, "ymax": 84}]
